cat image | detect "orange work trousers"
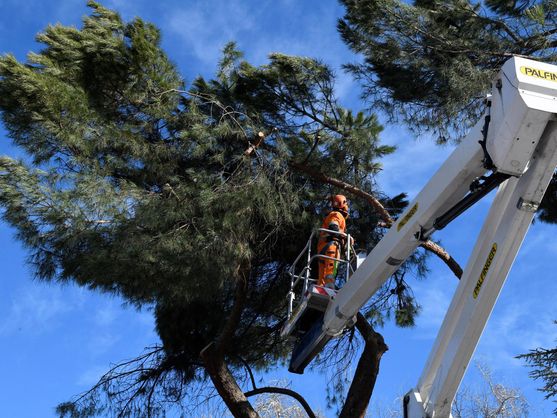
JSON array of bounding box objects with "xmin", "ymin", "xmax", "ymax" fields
[{"xmin": 317, "ymin": 240, "xmax": 341, "ymax": 287}]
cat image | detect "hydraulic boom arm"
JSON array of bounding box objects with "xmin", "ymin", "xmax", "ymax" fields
[{"xmin": 289, "ymin": 57, "xmax": 557, "ymax": 417}]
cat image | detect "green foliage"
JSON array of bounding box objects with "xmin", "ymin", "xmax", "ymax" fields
[
  {"xmin": 0, "ymin": 2, "xmax": 417, "ymax": 416},
  {"xmin": 338, "ymin": 0, "xmax": 557, "ymax": 142},
  {"xmin": 339, "ymin": 0, "xmax": 557, "ymax": 224},
  {"xmin": 538, "ymin": 174, "xmax": 557, "ymax": 224},
  {"xmin": 518, "ymin": 323, "xmax": 557, "ymax": 413}
]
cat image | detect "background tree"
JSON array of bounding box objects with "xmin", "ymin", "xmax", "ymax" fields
[
  {"xmin": 370, "ymin": 363, "xmax": 530, "ymax": 418},
  {"xmin": 518, "ymin": 323, "xmax": 557, "ymax": 414},
  {"xmin": 338, "ymin": 0, "xmax": 557, "ymax": 143},
  {"xmin": 250, "ymin": 365, "xmax": 531, "ymax": 418},
  {"xmin": 452, "ymin": 363, "xmax": 529, "ymax": 418},
  {"xmin": 253, "ymin": 391, "xmax": 319, "ymax": 418},
  {"xmin": 0, "ymin": 2, "xmax": 437, "ymax": 417}
]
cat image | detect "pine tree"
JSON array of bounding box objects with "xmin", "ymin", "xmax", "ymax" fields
[
  {"xmin": 338, "ymin": 0, "xmax": 557, "ymax": 142},
  {"xmin": 0, "ymin": 2, "xmax": 426, "ymax": 416},
  {"xmin": 518, "ymin": 324, "xmax": 557, "ymax": 413}
]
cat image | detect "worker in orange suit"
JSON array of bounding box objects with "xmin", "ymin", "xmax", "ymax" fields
[{"xmin": 317, "ymin": 194, "xmax": 351, "ymax": 289}]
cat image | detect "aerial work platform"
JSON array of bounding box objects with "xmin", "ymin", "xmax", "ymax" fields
[
  {"xmin": 283, "ymin": 56, "xmax": 557, "ymax": 417},
  {"xmin": 281, "ymin": 227, "xmax": 364, "ymax": 373}
]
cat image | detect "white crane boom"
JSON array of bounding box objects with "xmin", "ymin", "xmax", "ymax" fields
[{"xmin": 287, "ymin": 56, "xmax": 557, "ymax": 417}]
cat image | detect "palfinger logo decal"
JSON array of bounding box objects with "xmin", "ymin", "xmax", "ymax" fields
[
  {"xmin": 473, "ymin": 243, "xmax": 497, "ymax": 299},
  {"xmin": 520, "ymin": 66, "xmax": 557, "ymax": 82},
  {"xmin": 397, "ymin": 203, "xmax": 418, "ymax": 232}
]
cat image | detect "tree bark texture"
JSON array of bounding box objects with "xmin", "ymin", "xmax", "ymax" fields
[
  {"xmin": 200, "ymin": 342, "xmax": 259, "ymax": 418},
  {"xmin": 339, "ymin": 313, "xmax": 389, "ymax": 418},
  {"xmin": 200, "ymin": 269, "xmax": 259, "ymax": 418}
]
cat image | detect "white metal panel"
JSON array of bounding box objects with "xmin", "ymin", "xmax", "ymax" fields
[
  {"xmin": 487, "ymin": 57, "xmax": 557, "ymax": 175},
  {"xmin": 513, "ymin": 57, "xmax": 557, "ymax": 102},
  {"xmin": 322, "ymin": 121, "xmax": 487, "ymax": 335},
  {"xmin": 323, "ymin": 58, "xmax": 557, "ymax": 336},
  {"xmin": 418, "ymin": 121, "xmax": 557, "ymax": 417},
  {"xmin": 404, "ymin": 391, "xmax": 433, "ymax": 418}
]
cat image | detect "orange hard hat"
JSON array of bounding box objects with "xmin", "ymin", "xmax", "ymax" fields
[{"xmin": 331, "ymin": 194, "xmax": 349, "ymax": 216}]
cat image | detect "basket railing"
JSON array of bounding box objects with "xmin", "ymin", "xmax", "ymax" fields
[{"xmin": 286, "ymin": 228, "xmax": 357, "ymax": 319}]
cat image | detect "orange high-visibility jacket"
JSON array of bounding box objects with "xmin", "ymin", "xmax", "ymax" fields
[
  {"xmin": 319, "ymin": 210, "xmax": 346, "ymax": 240},
  {"xmin": 317, "ymin": 211, "xmax": 346, "ymax": 287}
]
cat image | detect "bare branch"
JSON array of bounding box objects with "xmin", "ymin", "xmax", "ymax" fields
[
  {"xmin": 245, "ymin": 387, "xmax": 317, "ymax": 418},
  {"xmin": 238, "ymin": 356, "xmax": 258, "ymax": 391},
  {"xmin": 420, "ymin": 240, "xmax": 463, "ymax": 279}
]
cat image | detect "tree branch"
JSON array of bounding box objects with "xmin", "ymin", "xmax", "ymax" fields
[
  {"xmin": 200, "ymin": 342, "xmax": 259, "ymax": 418},
  {"xmin": 238, "ymin": 356, "xmax": 257, "ymax": 391},
  {"xmin": 244, "ymin": 387, "xmax": 317, "ymax": 418},
  {"xmin": 244, "ymin": 131, "xmax": 265, "ymax": 156},
  {"xmin": 216, "ymin": 264, "xmax": 250, "ymax": 357},
  {"xmin": 289, "ymin": 161, "xmax": 393, "ymax": 224},
  {"xmin": 339, "ymin": 313, "xmax": 388, "ymax": 418},
  {"xmin": 289, "ymin": 162, "xmax": 464, "ymax": 279},
  {"xmin": 420, "ymin": 240, "xmax": 463, "ymax": 279},
  {"xmin": 302, "ymin": 131, "xmax": 322, "ymax": 164}
]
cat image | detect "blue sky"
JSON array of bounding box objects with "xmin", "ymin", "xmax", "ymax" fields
[{"xmin": 0, "ymin": 1, "xmax": 556, "ymax": 417}]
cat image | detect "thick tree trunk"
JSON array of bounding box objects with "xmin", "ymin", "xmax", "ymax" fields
[
  {"xmin": 201, "ymin": 342, "xmax": 259, "ymax": 418},
  {"xmin": 339, "ymin": 313, "xmax": 389, "ymax": 418},
  {"xmin": 199, "ymin": 270, "xmax": 259, "ymax": 418}
]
